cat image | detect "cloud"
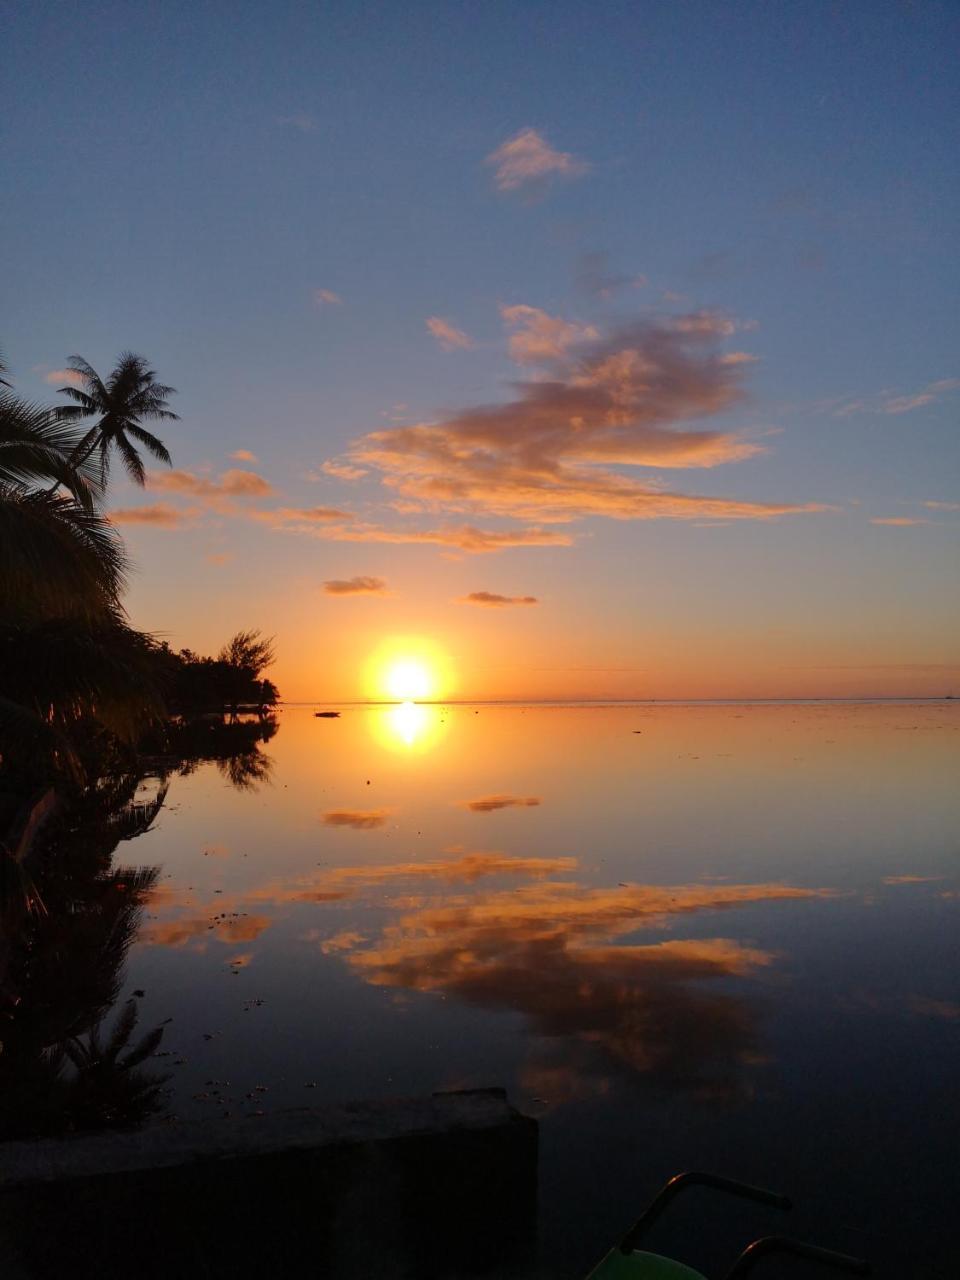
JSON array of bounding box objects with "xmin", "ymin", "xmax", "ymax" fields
[
  {"xmin": 908, "ymin": 996, "xmax": 960, "ymax": 1020},
  {"xmin": 317, "ymin": 460, "xmax": 369, "ymax": 481},
  {"xmin": 43, "ymin": 368, "xmax": 86, "ymax": 388},
  {"xmin": 230, "ymin": 449, "xmax": 258, "ymax": 463},
  {"xmin": 834, "ymin": 377, "xmax": 960, "ymax": 417},
  {"xmin": 922, "ymin": 500, "xmax": 960, "ymax": 512},
  {"xmin": 460, "ymin": 592, "xmax": 538, "ymax": 607},
  {"xmin": 486, "ymin": 127, "xmax": 588, "ymax": 192},
  {"xmin": 501, "ymin": 304, "xmax": 598, "ymax": 364},
  {"xmin": 323, "ymin": 575, "xmax": 389, "ymax": 595},
  {"xmin": 881, "ymin": 875, "xmax": 942, "ymax": 885},
  {"xmin": 278, "ymin": 112, "xmax": 318, "ymax": 132},
  {"xmin": 109, "ymin": 503, "xmax": 193, "ymax": 527},
  {"xmin": 206, "ymin": 552, "xmax": 233, "ymax": 565},
  {"xmin": 349, "ymin": 315, "xmax": 824, "ymax": 526},
  {"xmin": 575, "ymin": 251, "xmax": 646, "ymax": 299},
  {"xmin": 322, "ymin": 809, "xmax": 392, "ymax": 830},
  {"xmin": 142, "ymin": 912, "xmax": 273, "ymax": 949},
  {"xmin": 334, "ymin": 879, "xmax": 827, "ymax": 1098},
  {"xmin": 253, "ymin": 505, "xmax": 354, "ymax": 524},
  {"xmin": 270, "ymin": 520, "xmax": 575, "ymax": 553},
  {"xmin": 462, "ymin": 795, "xmax": 541, "ymax": 812},
  {"xmin": 870, "ymin": 517, "xmax": 929, "ymax": 527},
  {"xmin": 314, "ymin": 288, "xmax": 342, "ymax": 305},
  {"xmin": 324, "ymin": 852, "xmax": 575, "ymax": 886},
  {"xmin": 150, "ymin": 468, "xmax": 273, "ymax": 500},
  {"xmin": 426, "ymin": 316, "xmax": 474, "ymax": 350}
]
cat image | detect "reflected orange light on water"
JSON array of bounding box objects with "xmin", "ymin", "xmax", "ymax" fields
[{"xmin": 371, "ymin": 700, "xmax": 451, "ymax": 753}]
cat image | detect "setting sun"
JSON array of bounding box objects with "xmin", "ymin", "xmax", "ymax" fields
[
  {"xmin": 364, "ymin": 636, "xmax": 454, "ymax": 703},
  {"xmin": 384, "ymin": 659, "xmax": 431, "ymax": 702}
]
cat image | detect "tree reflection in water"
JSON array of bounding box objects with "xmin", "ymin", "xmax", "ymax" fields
[{"xmin": 0, "ymin": 715, "xmax": 277, "ymax": 1140}]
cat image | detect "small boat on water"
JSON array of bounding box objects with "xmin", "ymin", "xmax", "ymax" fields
[
  {"xmin": 586, "ymin": 1171, "xmax": 868, "ymax": 1278},
  {"xmin": 314, "ymin": 710, "xmax": 341, "ymax": 718}
]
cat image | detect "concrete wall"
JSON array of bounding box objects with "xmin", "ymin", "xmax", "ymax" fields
[{"xmin": 0, "ymin": 1088, "xmax": 538, "ymax": 1280}]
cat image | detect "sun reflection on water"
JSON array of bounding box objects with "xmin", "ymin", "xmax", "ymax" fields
[{"xmin": 372, "ymin": 700, "xmax": 449, "ymax": 753}]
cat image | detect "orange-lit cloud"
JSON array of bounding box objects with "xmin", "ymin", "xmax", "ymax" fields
[
  {"xmin": 150, "ymin": 468, "xmax": 273, "ymax": 500},
  {"xmin": 272, "ymin": 520, "xmax": 574, "ymax": 553},
  {"xmin": 44, "ymin": 367, "xmax": 86, "ymax": 388},
  {"xmin": 463, "ymin": 795, "xmax": 541, "ymax": 812},
  {"xmin": 426, "ymin": 316, "xmax": 474, "ymax": 350},
  {"xmin": 110, "ymin": 503, "xmax": 193, "ymax": 527},
  {"xmin": 870, "ymin": 517, "xmax": 929, "ymax": 527},
  {"xmin": 501, "ymin": 304, "xmax": 598, "ymax": 363},
  {"xmin": 460, "ymin": 591, "xmax": 538, "ymax": 607},
  {"xmin": 909, "ymin": 996, "xmax": 960, "ymax": 1020},
  {"xmin": 335, "ymin": 879, "xmax": 824, "ymax": 1097},
  {"xmin": 314, "ymin": 288, "xmax": 342, "ymax": 305},
  {"xmin": 923, "ymin": 500, "xmax": 960, "ymax": 511},
  {"xmin": 230, "ymin": 449, "xmax": 258, "ymax": 462},
  {"xmin": 317, "ymin": 460, "xmax": 369, "ymax": 481},
  {"xmin": 349, "ymin": 316, "xmax": 824, "ymax": 526},
  {"xmin": 323, "ymin": 575, "xmax": 389, "ymax": 596},
  {"xmin": 142, "ymin": 912, "xmax": 272, "ymax": 948},
  {"xmin": 253, "ymin": 505, "xmax": 354, "ymax": 524},
  {"xmin": 487, "ymin": 127, "xmax": 588, "ymax": 192},
  {"xmin": 206, "ymin": 552, "xmax": 233, "ymax": 566},
  {"xmin": 322, "ymin": 808, "xmax": 392, "ymax": 829}
]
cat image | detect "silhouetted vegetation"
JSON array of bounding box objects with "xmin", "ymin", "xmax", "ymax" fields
[
  {"xmin": 0, "ymin": 350, "xmax": 280, "ymax": 796},
  {"xmin": 0, "ymin": 350, "xmax": 281, "ymax": 1140}
]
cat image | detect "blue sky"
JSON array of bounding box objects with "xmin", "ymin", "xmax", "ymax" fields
[{"xmin": 4, "ymin": 1, "xmax": 958, "ymax": 698}]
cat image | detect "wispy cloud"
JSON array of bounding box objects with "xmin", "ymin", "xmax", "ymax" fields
[
  {"xmin": 460, "ymin": 591, "xmax": 538, "ymax": 607},
  {"xmin": 834, "ymin": 377, "xmax": 960, "ymax": 417},
  {"xmin": 501, "ymin": 304, "xmax": 598, "ymax": 364},
  {"xmin": 462, "ymin": 795, "xmax": 541, "ymax": 812},
  {"xmin": 317, "ymin": 460, "xmax": 368, "ymax": 481},
  {"xmin": 349, "ymin": 313, "xmax": 823, "ymax": 526},
  {"xmin": 426, "ymin": 316, "xmax": 474, "ymax": 350},
  {"xmin": 43, "ymin": 368, "xmax": 85, "ymax": 388},
  {"xmin": 277, "ymin": 112, "xmax": 318, "ymax": 132},
  {"xmin": 323, "ymin": 575, "xmax": 389, "ymax": 595},
  {"xmin": 486, "ymin": 127, "xmax": 588, "ymax": 192},
  {"xmin": 923, "ymin": 500, "xmax": 960, "ymax": 512},
  {"xmin": 252, "ymin": 505, "xmax": 353, "ymax": 524},
  {"xmin": 271, "ymin": 520, "xmax": 574, "ymax": 554},
  {"xmin": 870, "ymin": 517, "xmax": 929, "ymax": 527},
  {"xmin": 314, "ymin": 288, "xmax": 342, "ymax": 305},
  {"xmin": 322, "ymin": 809, "xmax": 392, "ymax": 829},
  {"xmin": 150, "ymin": 468, "xmax": 273, "ymax": 500},
  {"xmin": 109, "ymin": 503, "xmax": 194, "ymax": 527},
  {"xmin": 575, "ymin": 251, "xmax": 646, "ymax": 299},
  {"xmin": 230, "ymin": 449, "xmax": 258, "ymax": 463}
]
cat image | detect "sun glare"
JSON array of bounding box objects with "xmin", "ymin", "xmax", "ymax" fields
[
  {"xmin": 384, "ymin": 659, "xmax": 431, "ymax": 702},
  {"xmin": 365, "ymin": 637, "xmax": 453, "ymax": 704}
]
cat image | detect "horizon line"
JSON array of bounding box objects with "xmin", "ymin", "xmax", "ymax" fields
[{"xmin": 279, "ymin": 695, "xmax": 958, "ymax": 707}]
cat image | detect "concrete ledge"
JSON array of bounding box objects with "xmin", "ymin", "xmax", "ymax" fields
[{"xmin": 0, "ymin": 1088, "xmax": 538, "ymax": 1279}]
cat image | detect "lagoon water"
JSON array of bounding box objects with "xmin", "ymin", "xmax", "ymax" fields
[{"xmin": 116, "ymin": 703, "xmax": 957, "ymax": 1276}]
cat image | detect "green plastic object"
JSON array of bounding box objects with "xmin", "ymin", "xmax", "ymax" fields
[{"xmin": 585, "ymin": 1248, "xmax": 708, "ymax": 1280}]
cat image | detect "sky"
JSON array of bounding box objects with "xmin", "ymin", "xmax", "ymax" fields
[{"xmin": 3, "ymin": 0, "xmax": 959, "ymax": 700}]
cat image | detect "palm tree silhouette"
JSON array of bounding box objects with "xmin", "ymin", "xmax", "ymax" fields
[{"xmin": 54, "ymin": 352, "xmax": 178, "ymax": 487}]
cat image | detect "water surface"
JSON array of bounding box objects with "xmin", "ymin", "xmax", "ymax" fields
[{"xmin": 105, "ymin": 704, "xmax": 960, "ymax": 1275}]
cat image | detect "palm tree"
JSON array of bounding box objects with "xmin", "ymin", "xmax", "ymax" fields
[{"xmin": 54, "ymin": 352, "xmax": 178, "ymax": 487}]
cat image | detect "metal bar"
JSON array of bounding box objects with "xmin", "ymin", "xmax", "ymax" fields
[
  {"xmin": 723, "ymin": 1235, "xmax": 870, "ymax": 1277},
  {"xmin": 619, "ymin": 1171, "xmax": 791, "ymax": 1254}
]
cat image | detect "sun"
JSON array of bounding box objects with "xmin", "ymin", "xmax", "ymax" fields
[
  {"xmin": 384, "ymin": 659, "xmax": 431, "ymax": 702},
  {"xmin": 364, "ymin": 636, "xmax": 453, "ymax": 703}
]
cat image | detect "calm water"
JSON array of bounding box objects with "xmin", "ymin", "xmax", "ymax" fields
[{"xmin": 105, "ymin": 705, "xmax": 960, "ymax": 1274}]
